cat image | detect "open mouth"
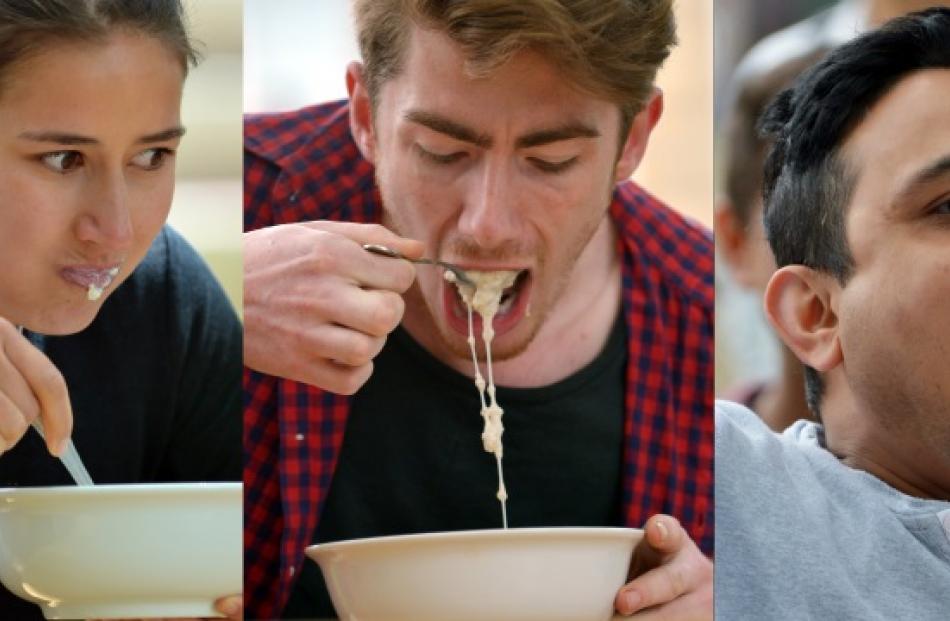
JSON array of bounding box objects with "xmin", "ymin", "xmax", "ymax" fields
[{"xmin": 443, "ymin": 268, "xmax": 532, "ymax": 338}]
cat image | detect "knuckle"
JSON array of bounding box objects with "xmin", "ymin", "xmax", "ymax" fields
[
  {"xmin": 307, "ymin": 247, "xmax": 337, "ymax": 274},
  {"xmin": 370, "ymin": 295, "xmax": 402, "ymax": 335},
  {"xmin": 38, "ymin": 367, "xmax": 68, "ymax": 400},
  {"xmin": 7, "ymin": 411, "xmax": 30, "ymax": 440},
  {"xmin": 660, "ymin": 562, "xmax": 688, "ymax": 599},
  {"xmin": 336, "ymin": 363, "xmax": 372, "ymax": 395},
  {"xmin": 394, "ymin": 264, "xmax": 416, "ymax": 292},
  {"xmin": 347, "ymin": 335, "xmax": 376, "ymax": 365}
]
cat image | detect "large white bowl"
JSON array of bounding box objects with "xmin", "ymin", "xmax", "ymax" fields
[
  {"xmin": 0, "ymin": 482, "xmax": 241, "ymax": 620},
  {"xmin": 307, "ymin": 527, "xmax": 642, "ymax": 621}
]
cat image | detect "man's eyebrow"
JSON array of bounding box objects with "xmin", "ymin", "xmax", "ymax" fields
[
  {"xmin": 894, "ymin": 153, "xmax": 950, "ymax": 204},
  {"xmin": 17, "ymin": 126, "xmax": 186, "ymax": 146},
  {"xmin": 405, "ymin": 111, "xmax": 492, "ymax": 148},
  {"xmin": 515, "ymin": 123, "xmax": 600, "ymax": 149}
]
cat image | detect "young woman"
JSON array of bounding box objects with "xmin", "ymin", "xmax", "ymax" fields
[{"xmin": 0, "ymin": 2, "xmax": 241, "ymax": 618}]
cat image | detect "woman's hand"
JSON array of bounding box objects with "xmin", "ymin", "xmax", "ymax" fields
[{"xmin": 0, "ymin": 318, "xmax": 72, "ymax": 456}]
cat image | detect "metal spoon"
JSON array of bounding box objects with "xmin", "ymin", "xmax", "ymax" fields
[{"xmin": 363, "ymin": 244, "xmax": 476, "ymax": 287}]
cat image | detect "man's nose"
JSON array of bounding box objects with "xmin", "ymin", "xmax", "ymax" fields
[
  {"xmin": 74, "ymin": 172, "xmax": 134, "ymax": 251},
  {"xmin": 456, "ymin": 157, "xmax": 522, "ymax": 250}
]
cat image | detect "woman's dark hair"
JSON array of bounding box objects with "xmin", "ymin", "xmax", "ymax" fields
[{"xmin": 0, "ymin": 0, "xmax": 199, "ymax": 94}]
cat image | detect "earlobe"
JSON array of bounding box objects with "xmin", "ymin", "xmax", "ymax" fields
[
  {"xmin": 613, "ymin": 88, "xmax": 664, "ymax": 182},
  {"xmin": 763, "ymin": 266, "xmax": 843, "ymax": 372},
  {"xmin": 346, "ymin": 61, "xmax": 376, "ymax": 163}
]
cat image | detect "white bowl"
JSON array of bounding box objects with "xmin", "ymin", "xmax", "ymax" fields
[
  {"xmin": 307, "ymin": 527, "xmax": 642, "ymax": 621},
  {"xmin": 0, "ymin": 482, "xmax": 241, "ymax": 620}
]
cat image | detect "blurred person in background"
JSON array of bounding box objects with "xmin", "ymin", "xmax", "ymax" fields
[
  {"xmin": 716, "ymin": 0, "xmax": 948, "ymax": 431},
  {"xmin": 716, "ymin": 8, "xmax": 950, "ymax": 619},
  {"xmin": 243, "ymin": 0, "xmax": 713, "ymax": 618},
  {"xmin": 0, "ymin": 1, "xmax": 241, "ymax": 618}
]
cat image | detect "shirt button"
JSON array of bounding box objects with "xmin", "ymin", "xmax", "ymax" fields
[
  {"xmin": 289, "ymin": 565, "xmax": 296, "ymax": 577},
  {"xmin": 295, "ymin": 433, "xmax": 304, "ymax": 441},
  {"xmin": 289, "ymin": 192, "xmax": 298, "ymax": 203}
]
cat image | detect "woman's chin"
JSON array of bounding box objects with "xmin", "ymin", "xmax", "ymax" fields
[{"xmin": 26, "ymin": 304, "xmax": 101, "ymax": 336}]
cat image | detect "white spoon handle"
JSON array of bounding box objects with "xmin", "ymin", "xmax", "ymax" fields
[{"xmin": 32, "ymin": 419, "xmax": 94, "ymax": 487}]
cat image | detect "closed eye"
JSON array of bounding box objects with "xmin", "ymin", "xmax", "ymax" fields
[
  {"xmin": 415, "ymin": 144, "xmax": 467, "ymax": 165},
  {"xmin": 528, "ymin": 156, "xmax": 578, "ymax": 174}
]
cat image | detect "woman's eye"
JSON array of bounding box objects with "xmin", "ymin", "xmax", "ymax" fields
[
  {"xmin": 131, "ymin": 147, "xmax": 174, "ymax": 170},
  {"xmin": 529, "ymin": 156, "xmax": 578, "ymax": 174},
  {"xmin": 41, "ymin": 151, "xmax": 84, "ymax": 173},
  {"xmin": 932, "ymin": 198, "xmax": 950, "ymax": 216},
  {"xmin": 416, "ymin": 145, "xmax": 466, "ymax": 165}
]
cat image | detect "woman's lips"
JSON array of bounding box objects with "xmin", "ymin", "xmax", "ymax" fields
[
  {"xmin": 61, "ymin": 265, "xmax": 121, "ymax": 300},
  {"xmin": 442, "ymin": 269, "xmax": 533, "ymax": 339}
]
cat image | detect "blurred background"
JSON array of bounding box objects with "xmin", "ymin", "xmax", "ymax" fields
[
  {"xmin": 166, "ymin": 0, "xmax": 243, "ymax": 314},
  {"xmin": 243, "ymin": 0, "xmax": 714, "ymax": 229},
  {"xmin": 714, "ymin": 0, "xmax": 838, "ymax": 401}
]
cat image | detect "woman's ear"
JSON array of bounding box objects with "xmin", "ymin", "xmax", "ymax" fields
[
  {"xmin": 613, "ymin": 88, "xmax": 663, "ymax": 183},
  {"xmin": 763, "ymin": 265, "xmax": 843, "ymax": 373},
  {"xmin": 346, "ymin": 61, "xmax": 376, "ymax": 164}
]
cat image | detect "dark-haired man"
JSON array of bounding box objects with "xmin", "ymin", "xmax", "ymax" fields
[{"xmin": 716, "ymin": 7, "xmax": 950, "ymax": 619}]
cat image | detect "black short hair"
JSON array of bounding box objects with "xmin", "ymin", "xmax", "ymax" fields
[{"xmin": 758, "ymin": 7, "xmax": 950, "ymax": 416}]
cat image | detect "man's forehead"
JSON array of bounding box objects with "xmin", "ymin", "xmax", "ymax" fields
[
  {"xmin": 375, "ymin": 24, "xmax": 619, "ymax": 137},
  {"xmin": 390, "ymin": 23, "xmax": 605, "ymax": 109},
  {"xmin": 839, "ymin": 69, "xmax": 950, "ymax": 198}
]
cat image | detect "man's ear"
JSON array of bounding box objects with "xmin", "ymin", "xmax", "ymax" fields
[
  {"xmin": 763, "ymin": 265, "xmax": 843, "ymax": 372},
  {"xmin": 613, "ymin": 88, "xmax": 663, "ymax": 183},
  {"xmin": 346, "ymin": 61, "xmax": 376, "ymax": 164}
]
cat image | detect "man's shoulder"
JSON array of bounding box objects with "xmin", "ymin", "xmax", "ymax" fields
[
  {"xmin": 612, "ymin": 181, "xmax": 713, "ymax": 309},
  {"xmin": 244, "ymin": 100, "xmax": 352, "ymax": 165},
  {"xmin": 243, "ymin": 100, "xmax": 379, "ymax": 228}
]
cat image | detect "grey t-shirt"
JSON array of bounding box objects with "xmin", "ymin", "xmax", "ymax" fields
[{"xmin": 715, "ymin": 400, "xmax": 950, "ymax": 620}]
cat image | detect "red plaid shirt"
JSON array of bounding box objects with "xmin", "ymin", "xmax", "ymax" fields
[{"xmin": 243, "ymin": 101, "xmax": 714, "ymax": 620}]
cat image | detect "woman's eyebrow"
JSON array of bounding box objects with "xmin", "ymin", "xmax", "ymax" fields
[
  {"xmin": 18, "ymin": 130, "xmax": 97, "ymax": 145},
  {"xmin": 137, "ymin": 126, "xmax": 187, "ymax": 143},
  {"xmin": 17, "ymin": 126, "xmax": 186, "ymax": 145}
]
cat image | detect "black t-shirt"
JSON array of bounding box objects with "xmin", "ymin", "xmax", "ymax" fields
[
  {"xmin": 282, "ymin": 314, "xmax": 627, "ymax": 619},
  {"xmin": 0, "ymin": 226, "xmax": 242, "ymax": 619}
]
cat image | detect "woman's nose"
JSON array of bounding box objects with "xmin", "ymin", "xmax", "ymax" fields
[{"xmin": 74, "ymin": 173, "xmax": 133, "ymax": 251}]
